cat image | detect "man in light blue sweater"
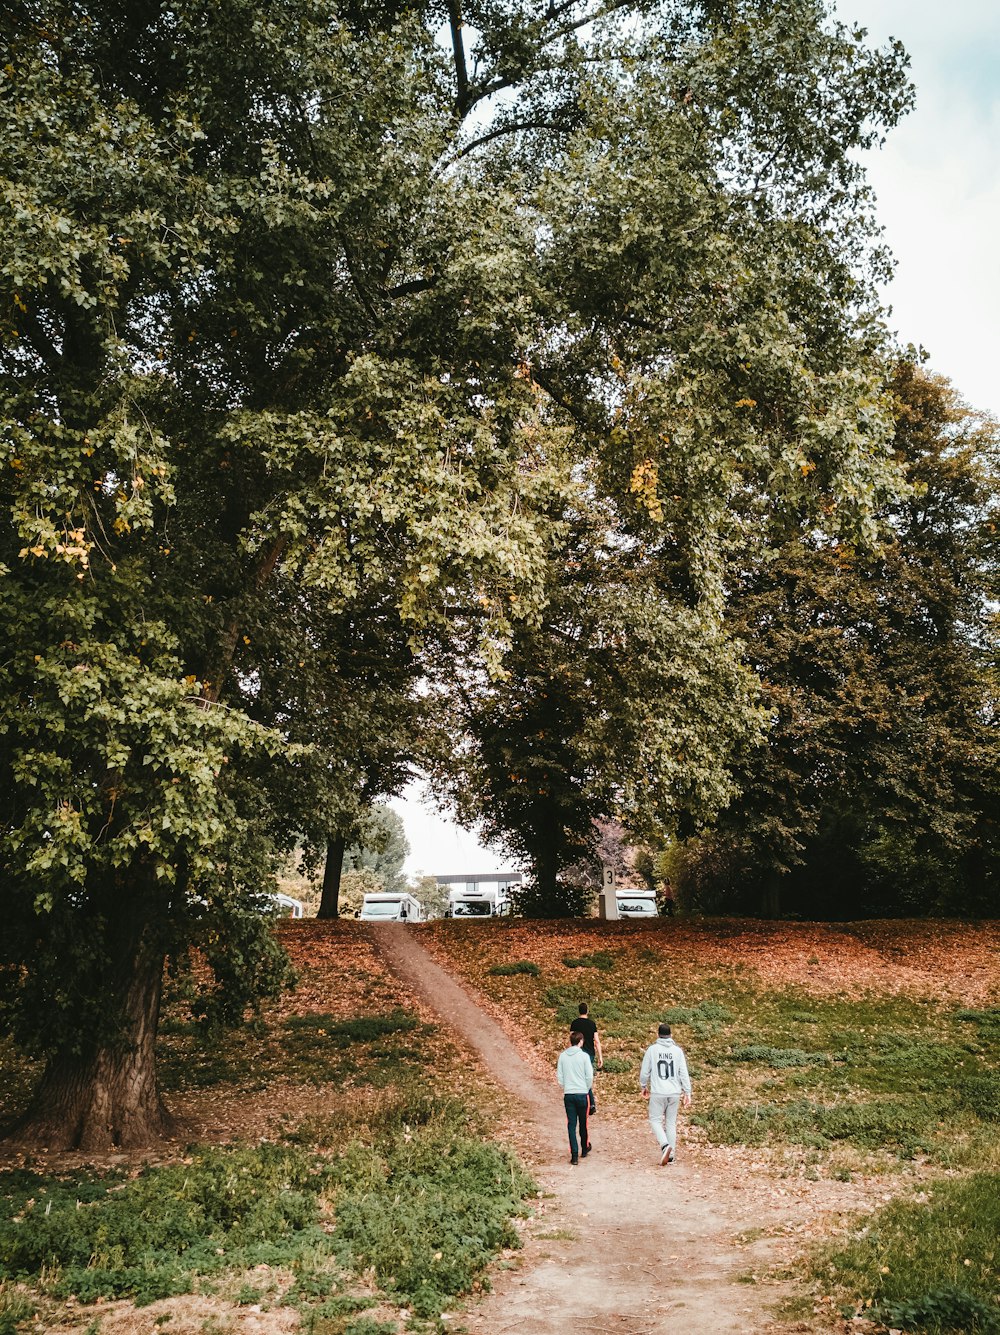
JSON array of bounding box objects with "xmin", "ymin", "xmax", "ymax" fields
[
  {"xmin": 556, "ymin": 1030, "xmax": 594, "ymax": 1164},
  {"xmin": 639, "ymin": 1022, "xmax": 692, "ymax": 1165}
]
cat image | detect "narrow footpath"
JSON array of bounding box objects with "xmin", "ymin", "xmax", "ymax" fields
[{"xmin": 377, "ymin": 926, "xmax": 808, "ymax": 1335}]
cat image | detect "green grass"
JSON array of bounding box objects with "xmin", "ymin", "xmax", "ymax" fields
[
  {"xmin": 561, "ymin": 951, "xmax": 616, "ymax": 971},
  {"xmin": 817, "ymin": 1173, "xmax": 1000, "ymax": 1332},
  {"xmin": 525, "ymin": 974, "xmax": 1000, "ymax": 1161},
  {"xmin": 488, "ymin": 961, "xmax": 541, "ymax": 976},
  {"xmin": 0, "ymin": 1100, "xmax": 535, "ymax": 1326}
]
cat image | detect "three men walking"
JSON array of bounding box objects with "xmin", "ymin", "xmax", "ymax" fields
[{"xmin": 557, "ymin": 1015, "xmax": 693, "ymax": 1167}]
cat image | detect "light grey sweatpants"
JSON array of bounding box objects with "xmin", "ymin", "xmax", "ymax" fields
[{"xmin": 648, "ymin": 1093, "xmax": 680, "ymax": 1151}]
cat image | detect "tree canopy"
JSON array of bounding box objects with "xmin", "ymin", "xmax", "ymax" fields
[
  {"xmin": 667, "ymin": 363, "xmax": 1000, "ymax": 918},
  {"xmin": 1, "ymin": 0, "xmax": 911, "ymax": 1146}
]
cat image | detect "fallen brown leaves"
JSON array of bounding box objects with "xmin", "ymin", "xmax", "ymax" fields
[{"xmin": 420, "ymin": 917, "xmax": 1000, "ymax": 1006}]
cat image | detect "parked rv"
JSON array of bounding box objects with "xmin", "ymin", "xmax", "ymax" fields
[
  {"xmin": 436, "ymin": 873, "xmax": 521, "ymax": 919},
  {"xmin": 359, "ymin": 892, "xmax": 423, "ymax": 923},
  {"xmin": 446, "ymin": 884, "xmax": 510, "ymax": 918},
  {"xmin": 615, "ymin": 889, "xmax": 658, "ymax": 919}
]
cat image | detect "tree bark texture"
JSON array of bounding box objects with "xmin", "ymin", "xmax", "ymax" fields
[
  {"xmin": 317, "ymin": 833, "xmax": 346, "ymax": 919},
  {"xmin": 6, "ymin": 898, "xmax": 174, "ymax": 1151}
]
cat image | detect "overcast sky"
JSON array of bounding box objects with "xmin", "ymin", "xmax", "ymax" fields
[{"xmin": 394, "ymin": 0, "xmax": 1000, "ymax": 877}]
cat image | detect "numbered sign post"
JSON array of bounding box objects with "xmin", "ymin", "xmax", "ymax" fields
[{"xmin": 599, "ymin": 866, "xmax": 618, "ymax": 920}]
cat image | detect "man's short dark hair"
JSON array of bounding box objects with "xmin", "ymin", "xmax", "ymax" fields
[
  {"xmin": 658, "ymin": 1022, "xmax": 672, "ymax": 1037},
  {"xmin": 570, "ymin": 1030, "xmax": 584, "ymax": 1045},
  {"xmin": 578, "ymin": 1003, "xmax": 589, "ymax": 1015}
]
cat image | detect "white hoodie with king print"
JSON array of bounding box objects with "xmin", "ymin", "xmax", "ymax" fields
[{"xmin": 639, "ymin": 1037, "xmax": 691, "ymax": 1097}]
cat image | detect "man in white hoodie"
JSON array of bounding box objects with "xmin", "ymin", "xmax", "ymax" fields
[{"xmin": 639, "ymin": 1022, "xmax": 692, "ymax": 1165}]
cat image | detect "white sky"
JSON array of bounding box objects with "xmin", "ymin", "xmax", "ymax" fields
[{"xmin": 394, "ymin": 0, "xmax": 1000, "ymax": 878}]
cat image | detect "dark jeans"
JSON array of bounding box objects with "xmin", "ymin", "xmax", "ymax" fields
[
  {"xmin": 563, "ymin": 1092, "xmax": 590, "ymax": 1160},
  {"xmin": 584, "ymin": 1050, "xmax": 597, "ymax": 1112}
]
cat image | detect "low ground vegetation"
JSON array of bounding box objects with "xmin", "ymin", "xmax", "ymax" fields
[
  {"xmin": 0, "ymin": 925, "xmax": 534, "ymax": 1335},
  {"xmin": 425, "ymin": 918, "xmax": 1000, "ymax": 1333},
  {"xmin": 2, "ymin": 919, "xmax": 997, "ymax": 1334}
]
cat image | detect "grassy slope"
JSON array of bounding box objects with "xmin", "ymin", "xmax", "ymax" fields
[
  {"xmin": 0, "ymin": 923, "xmax": 534, "ymax": 1335},
  {"xmin": 1, "ymin": 917, "xmax": 997, "ymax": 1335},
  {"xmin": 423, "ymin": 918, "xmax": 1000, "ymax": 1334}
]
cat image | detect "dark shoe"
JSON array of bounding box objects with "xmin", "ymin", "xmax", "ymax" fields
[
  {"xmin": 581, "ymin": 1145, "xmax": 590, "ymax": 1157},
  {"xmin": 570, "ymin": 1155, "xmax": 579, "ymax": 1165}
]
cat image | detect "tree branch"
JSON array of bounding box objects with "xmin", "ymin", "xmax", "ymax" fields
[{"xmin": 447, "ymin": 0, "xmax": 471, "ymax": 114}]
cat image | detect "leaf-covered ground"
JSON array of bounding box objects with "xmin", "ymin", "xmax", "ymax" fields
[
  {"xmin": 420, "ymin": 917, "xmax": 1000, "ymax": 1332},
  {"xmin": 1, "ymin": 918, "xmax": 997, "ymax": 1335}
]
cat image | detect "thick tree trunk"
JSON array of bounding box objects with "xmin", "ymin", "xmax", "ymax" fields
[
  {"xmin": 760, "ymin": 875, "xmax": 782, "ymax": 919},
  {"xmin": 317, "ymin": 833, "xmax": 346, "ymax": 919},
  {"xmin": 7, "ymin": 901, "xmax": 173, "ymax": 1152}
]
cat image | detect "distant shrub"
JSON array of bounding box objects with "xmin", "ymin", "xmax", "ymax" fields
[
  {"xmin": 562, "ymin": 952, "xmax": 615, "ymax": 971},
  {"xmin": 600, "ymin": 1057, "xmax": 632, "ymax": 1074},
  {"xmin": 489, "ymin": 961, "xmax": 540, "ymax": 977},
  {"xmin": 284, "ymin": 1010, "xmax": 418, "ymax": 1044},
  {"xmin": 510, "ymin": 879, "xmax": 593, "ymax": 918},
  {"xmin": 790, "ymin": 1011, "xmax": 820, "ymax": 1024}
]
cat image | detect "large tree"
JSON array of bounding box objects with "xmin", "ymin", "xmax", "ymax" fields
[
  {"xmin": 668, "ymin": 363, "xmax": 1000, "ymax": 918},
  {"xmin": 1, "ymin": 0, "xmax": 909, "ymax": 1147}
]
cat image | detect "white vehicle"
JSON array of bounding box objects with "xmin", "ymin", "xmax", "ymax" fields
[
  {"xmin": 447, "ymin": 884, "xmax": 510, "ymax": 919},
  {"xmin": 615, "ymin": 889, "xmax": 658, "ymax": 919},
  {"xmin": 359, "ymin": 892, "xmax": 423, "ymax": 923},
  {"xmin": 270, "ymin": 892, "xmax": 304, "ymax": 918}
]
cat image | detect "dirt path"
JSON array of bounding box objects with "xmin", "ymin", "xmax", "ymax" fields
[{"xmin": 377, "ymin": 926, "xmax": 808, "ymax": 1335}]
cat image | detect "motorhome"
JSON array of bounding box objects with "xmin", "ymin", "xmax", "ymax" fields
[
  {"xmin": 437, "ymin": 873, "xmax": 521, "ymax": 919},
  {"xmin": 615, "ymin": 888, "xmax": 658, "ymax": 919},
  {"xmin": 359, "ymin": 892, "xmax": 423, "ymax": 923},
  {"xmin": 447, "ymin": 884, "xmax": 510, "ymax": 918}
]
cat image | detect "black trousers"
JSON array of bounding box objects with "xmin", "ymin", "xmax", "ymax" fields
[{"xmin": 563, "ymin": 1092, "xmax": 590, "ymax": 1160}]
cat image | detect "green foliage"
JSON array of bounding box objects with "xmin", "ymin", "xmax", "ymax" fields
[
  {"xmin": 663, "ymin": 1002, "xmax": 733, "ymax": 1025},
  {"xmin": 693, "ymin": 1098, "xmax": 928, "ymax": 1154},
  {"xmin": 562, "ymin": 952, "xmax": 615, "ymax": 971},
  {"xmin": 671, "ymin": 364, "xmax": 1000, "ymax": 919},
  {"xmin": 283, "ymin": 1010, "xmax": 418, "ymax": 1045},
  {"xmin": 327, "ymin": 1112, "xmax": 535, "ymax": 1319},
  {"xmin": 0, "ymin": 1105, "xmax": 533, "ymax": 1320},
  {"xmin": 488, "ymin": 961, "xmax": 541, "ymax": 976},
  {"xmin": 343, "ymin": 807, "xmax": 411, "ymax": 898},
  {"xmin": 0, "ymin": 1143, "xmax": 329, "ymax": 1305},
  {"xmin": 159, "ymin": 1009, "xmax": 427, "ymax": 1092},
  {"xmin": 599, "ymin": 1056, "xmax": 632, "ymax": 1074},
  {"xmin": 0, "ymin": 1287, "xmax": 35, "ymax": 1335},
  {"xmin": 728, "ymin": 1045, "xmax": 829, "ymax": 1068},
  {"xmin": 0, "ymin": 0, "xmax": 916, "ymax": 1141},
  {"xmin": 510, "ymin": 879, "xmax": 594, "ymax": 920},
  {"xmin": 959, "ymin": 1075, "xmax": 1000, "ymax": 1123},
  {"xmin": 818, "ymin": 1174, "xmax": 1000, "ymax": 1332}
]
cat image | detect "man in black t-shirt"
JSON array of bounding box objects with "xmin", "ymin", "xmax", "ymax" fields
[{"xmin": 569, "ymin": 1003, "xmax": 603, "ymax": 1116}]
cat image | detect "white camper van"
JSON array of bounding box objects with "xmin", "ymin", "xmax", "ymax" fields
[
  {"xmin": 447, "ymin": 884, "xmax": 510, "ymax": 919},
  {"xmin": 359, "ymin": 892, "xmax": 423, "ymax": 923},
  {"xmin": 615, "ymin": 889, "xmax": 658, "ymax": 919}
]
